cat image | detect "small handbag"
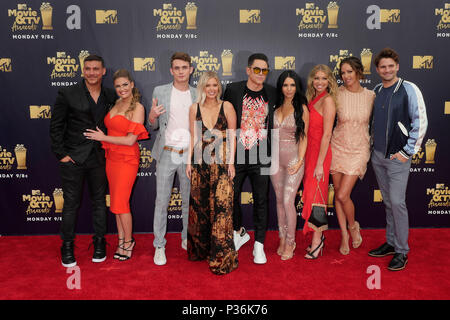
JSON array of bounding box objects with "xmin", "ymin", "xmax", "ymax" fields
[{"xmin": 308, "ymin": 183, "xmax": 328, "ymax": 231}]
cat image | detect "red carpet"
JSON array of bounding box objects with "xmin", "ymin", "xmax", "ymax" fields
[{"xmin": 1, "ymin": 229, "xmax": 449, "ymax": 300}]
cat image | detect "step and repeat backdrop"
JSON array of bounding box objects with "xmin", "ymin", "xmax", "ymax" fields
[{"xmin": 1, "ymin": 0, "xmax": 449, "ymax": 236}]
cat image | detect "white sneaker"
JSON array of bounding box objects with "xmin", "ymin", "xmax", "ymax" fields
[
  {"xmin": 253, "ymin": 241, "xmax": 267, "ymax": 264},
  {"xmin": 181, "ymin": 239, "xmax": 187, "ymax": 251},
  {"xmin": 154, "ymin": 247, "xmax": 167, "ymax": 266},
  {"xmin": 233, "ymin": 228, "xmax": 250, "ymax": 251}
]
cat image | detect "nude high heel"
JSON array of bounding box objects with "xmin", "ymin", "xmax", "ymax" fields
[{"xmin": 349, "ymin": 221, "xmax": 362, "ymax": 249}]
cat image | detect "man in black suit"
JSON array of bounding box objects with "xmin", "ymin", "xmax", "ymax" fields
[
  {"xmin": 223, "ymin": 53, "xmax": 277, "ymax": 264},
  {"xmin": 50, "ymin": 54, "xmax": 117, "ymax": 267}
]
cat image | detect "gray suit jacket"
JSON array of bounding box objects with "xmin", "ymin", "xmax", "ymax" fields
[{"xmin": 150, "ymin": 83, "xmax": 197, "ymax": 162}]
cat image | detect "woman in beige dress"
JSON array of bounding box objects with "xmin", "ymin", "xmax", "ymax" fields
[{"xmin": 330, "ymin": 57, "xmax": 375, "ymax": 255}]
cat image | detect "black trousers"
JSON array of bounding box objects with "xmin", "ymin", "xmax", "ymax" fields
[
  {"xmin": 233, "ymin": 164, "xmax": 270, "ymax": 244},
  {"xmin": 59, "ymin": 150, "xmax": 107, "ymax": 241}
]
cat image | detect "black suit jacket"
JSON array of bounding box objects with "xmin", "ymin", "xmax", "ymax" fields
[
  {"xmin": 223, "ymin": 80, "xmax": 278, "ymax": 160},
  {"xmin": 49, "ymin": 81, "xmax": 117, "ymax": 164}
]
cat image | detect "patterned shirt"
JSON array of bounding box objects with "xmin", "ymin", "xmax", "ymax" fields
[{"xmin": 239, "ymin": 87, "xmax": 268, "ymax": 150}]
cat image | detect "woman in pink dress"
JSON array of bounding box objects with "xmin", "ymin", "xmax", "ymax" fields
[
  {"xmin": 302, "ymin": 65, "xmax": 337, "ymax": 259},
  {"xmin": 270, "ymin": 70, "xmax": 309, "ymax": 260},
  {"xmin": 330, "ymin": 57, "xmax": 375, "ymax": 255}
]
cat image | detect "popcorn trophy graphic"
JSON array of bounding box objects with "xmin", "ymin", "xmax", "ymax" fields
[
  {"xmin": 221, "ymin": 50, "xmax": 233, "ymax": 76},
  {"xmin": 14, "ymin": 144, "xmax": 27, "ymax": 170},
  {"xmin": 79, "ymin": 50, "xmax": 90, "ymax": 77},
  {"xmin": 185, "ymin": 2, "xmax": 198, "ymax": 29},
  {"xmin": 40, "ymin": 2, "xmax": 53, "ymax": 30},
  {"xmin": 327, "ymin": 2, "xmax": 339, "ymax": 28},
  {"xmin": 53, "ymin": 188, "xmax": 64, "ymax": 213},
  {"xmin": 360, "ymin": 48, "xmax": 373, "ymax": 75},
  {"xmin": 424, "ymin": 139, "xmax": 437, "ymax": 164}
]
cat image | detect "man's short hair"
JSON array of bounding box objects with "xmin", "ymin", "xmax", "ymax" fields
[
  {"xmin": 83, "ymin": 54, "xmax": 105, "ymax": 68},
  {"xmin": 248, "ymin": 53, "xmax": 269, "ymax": 67},
  {"xmin": 374, "ymin": 48, "xmax": 399, "ymax": 67},
  {"xmin": 171, "ymin": 52, "xmax": 192, "ymax": 67}
]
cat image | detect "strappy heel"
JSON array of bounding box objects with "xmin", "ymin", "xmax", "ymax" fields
[
  {"xmin": 349, "ymin": 221, "xmax": 362, "ymax": 248},
  {"xmin": 306, "ymin": 234, "xmax": 324, "ymax": 253},
  {"xmin": 281, "ymin": 243, "xmax": 296, "ymax": 260},
  {"xmin": 305, "ymin": 236, "xmax": 325, "ymax": 260},
  {"xmin": 119, "ymin": 238, "xmax": 136, "ymax": 261},
  {"xmin": 114, "ymin": 238, "xmax": 125, "ymax": 259}
]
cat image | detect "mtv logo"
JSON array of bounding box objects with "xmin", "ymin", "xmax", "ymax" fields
[
  {"xmin": 445, "ymin": 101, "xmax": 450, "ymax": 115},
  {"xmin": 134, "ymin": 58, "xmax": 155, "ymax": 71},
  {"xmin": 339, "ymin": 50, "xmax": 350, "ymax": 56},
  {"xmin": 306, "ymin": 3, "xmax": 315, "ymax": 9},
  {"xmin": 446, "ymin": 3, "xmax": 450, "ymax": 9},
  {"xmin": 30, "ymin": 105, "xmax": 51, "ymax": 119},
  {"xmin": 275, "ymin": 56, "xmax": 295, "ymax": 70},
  {"xmin": 241, "ymin": 192, "xmax": 253, "ymax": 204},
  {"xmin": 374, "ymin": 190, "xmax": 383, "ymax": 202},
  {"xmin": 199, "ymin": 51, "xmax": 209, "ymax": 57},
  {"xmin": 239, "ymin": 10, "xmax": 261, "ymax": 23},
  {"xmin": 413, "ymin": 56, "xmax": 433, "ymax": 69},
  {"xmin": 18, "ymin": 4, "xmax": 27, "ymax": 10},
  {"xmin": 436, "ymin": 184, "xmax": 444, "ymax": 189},
  {"xmin": 163, "ymin": 4, "xmax": 173, "ymax": 10},
  {"xmin": 0, "ymin": 58, "xmax": 12, "ymax": 72},
  {"xmin": 380, "ymin": 9, "xmax": 400, "ymax": 23},
  {"xmin": 57, "ymin": 52, "xmax": 66, "ymax": 58},
  {"xmin": 96, "ymin": 10, "xmax": 118, "ymax": 24},
  {"xmin": 32, "ymin": 190, "xmax": 41, "ymax": 196}
]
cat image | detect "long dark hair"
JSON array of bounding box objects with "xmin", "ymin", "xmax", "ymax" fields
[{"xmin": 276, "ymin": 70, "xmax": 307, "ymax": 143}]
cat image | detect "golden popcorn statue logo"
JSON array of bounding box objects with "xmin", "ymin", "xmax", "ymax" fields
[
  {"xmin": 8, "ymin": 4, "xmax": 41, "ymax": 32},
  {"xmin": 40, "ymin": 2, "xmax": 53, "ymax": 30},
  {"xmin": 360, "ymin": 48, "xmax": 373, "ymax": 75},
  {"xmin": 79, "ymin": 50, "xmax": 90, "ymax": 77},
  {"xmin": 30, "ymin": 105, "xmax": 51, "ymax": 119},
  {"xmin": 374, "ymin": 190, "xmax": 383, "ymax": 202},
  {"xmin": 134, "ymin": 58, "xmax": 156, "ymax": 71},
  {"xmin": 413, "ymin": 56, "xmax": 434, "ymax": 69},
  {"xmin": 95, "ymin": 10, "xmax": 118, "ymax": 24},
  {"xmin": 275, "ymin": 57, "xmax": 296, "ymax": 70},
  {"xmin": 0, "ymin": 58, "xmax": 12, "ymax": 72},
  {"xmin": 435, "ymin": 4, "xmax": 450, "ymax": 30},
  {"xmin": 23, "ymin": 190, "xmax": 53, "ymax": 215},
  {"xmin": 53, "ymin": 188, "xmax": 64, "ymax": 213},
  {"xmin": 185, "ymin": 2, "xmax": 198, "ymax": 29},
  {"xmin": 47, "ymin": 51, "xmax": 79, "ymax": 79},
  {"xmin": 221, "ymin": 50, "xmax": 233, "ymax": 76},
  {"xmin": 445, "ymin": 101, "xmax": 450, "ymax": 115},
  {"xmin": 239, "ymin": 10, "xmax": 261, "ymax": 23},
  {"xmin": 424, "ymin": 139, "xmax": 437, "ymax": 164},
  {"xmin": 14, "ymin": 144, "xmax": 27, "ymax": 170},
  {"xmin": 327, "ymin": 2, "xmax": 339, "ymax": 28}
]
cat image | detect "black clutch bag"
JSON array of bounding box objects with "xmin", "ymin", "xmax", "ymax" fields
[{"xmin": 308, "ymin": 184, "xmax": 328, "ymax": 231}]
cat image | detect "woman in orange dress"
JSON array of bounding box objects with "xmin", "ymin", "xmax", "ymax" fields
[
  {"xmin": 330, "ymin": 57, "xmax": 375, "ymax": 255},
  {"xmin": 302, "ymin": 65, "xmax": 337, "ymax": 259},
  {"xmin": 84, "ymin": 69, "xmax": 148, "ymax": 261}
]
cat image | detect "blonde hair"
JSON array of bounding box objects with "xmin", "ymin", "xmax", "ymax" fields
[
  {"xmin": 113, "ymin": 69, "xmax": 141, "ymax": 116},
  {"xmin": 196, "ymin": 71, "xmax": 222, "ymax": 106},
  {"xmin": 306, "ymin": 64, "xmax": 338, "ymax": 108}
]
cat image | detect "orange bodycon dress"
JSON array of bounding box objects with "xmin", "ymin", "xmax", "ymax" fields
[{"xmin": 102, "ymin": 113, "xmax": 148, "ymax": 214}]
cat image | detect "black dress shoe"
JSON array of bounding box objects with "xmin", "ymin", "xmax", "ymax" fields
[
  {"xmin": 91, "ymin": 236, "xmax": 107, "ymax": 263},
  {"xmin": 368, "ymin": 242, "xmax": 395, "ymax": 257},
  {"xmin": 388, "ymin": 253, "xmax": 408, "ymax": 271},
  {"xmin": 61, "ymin": 240, "xmax": 76, "ymax": 268}
]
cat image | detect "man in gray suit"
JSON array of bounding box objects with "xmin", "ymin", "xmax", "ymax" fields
[{"xmin": 148, "ymin": 52, "xmax": 196, "ymax": 266}]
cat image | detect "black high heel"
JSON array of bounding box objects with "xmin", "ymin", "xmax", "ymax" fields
[
  {"xmin": 113, "ymin": 238, "xmax": 125, "ymax": 259},
  {"xmin": 305, "ymin": 236, "xmax": 325, "ymax": 260},
  {"xmin": 306, "ymin": 234, "xmax": 325, "ymax": 253},
  {"xmin": 119, "ymin": 238, "xmax": 136, "ymax": 261}
]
